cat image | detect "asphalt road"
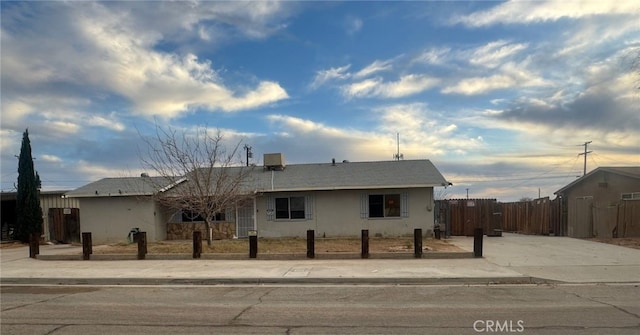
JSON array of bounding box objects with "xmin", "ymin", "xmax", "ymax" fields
[{"xmin": 1, "ymin": 284, "xmax": 639, "ymax": 335}]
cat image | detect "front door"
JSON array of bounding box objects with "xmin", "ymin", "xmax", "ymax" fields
[{"xmin": 236, "ymin": 202, "xmax": 255, "ymax": 238}]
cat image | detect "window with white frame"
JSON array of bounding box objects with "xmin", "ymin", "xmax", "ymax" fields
[
  {"xmin": 266, "ymin": 194, "xmax": 313, "ymax": 221},
  {"xmin": 275, "ymin": 196, "xmax": 306, "ymax": 219},
  {"xmin": 621, "ymin": 192, "xmax": 640, "ymax": 200}
]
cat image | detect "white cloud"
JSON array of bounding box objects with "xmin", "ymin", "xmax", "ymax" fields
[
  {"xmin": 87, "ymin": 115, "xmax": 126, "ymax": 132},
  {"xmin": 346, "ymin": 16, "xmax": 363, "ymax": 35},
  {"xmin": 267, "ymin": 114, "xmax": 351, "ymax": 138},
  {"xmin": 382, "ymin": 75, "xmax": 440, "ymax": 98},
  {"xmin": 452, "ymin": 1, "xmax": 640, "ymax": 27},
  {"xmin": 442, "ymin": 62, "xmax": 549, "ymax": 95},
  {"xmin": 413, "ymin": 47, "xmax": 451, "ymax": 65},
  {"xmin": 1, "ymin": 2, "xmax": 290, "ymax": 121},
  {"xmin": 342, "ymin": 78, "xmax": 383, "ymax": 98},
  {"xmin": 343, "ymin": 74, "xmax": 439, "ymax": 99},
  {"xmin": 41, "ymin": 154, "xmax": 63, "ymax": 163},
  {"xmin": 354, "ymin": 59, "xmax": 393, "ymax": 78},
  {"xmin": 470, "ymin": 40, "xmax": 528, "ymax": 68},
  {"xmin": 75, "ymin": 11, "xmax": 290, "ymax": 117},
  {"xmin": 309, "ymin": 65, "xmax": 352, "ymax": 89}
]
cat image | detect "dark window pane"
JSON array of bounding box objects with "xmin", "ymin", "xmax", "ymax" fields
[
  {"xmin": 385, "ymin": 194, "xmax": 401, "ymax": 217},
  {"xmin": 290, "ymin": 197, "xmax": 306, "ymax": 219},
  {"xmin": 182, "ymin": 210, "xmax": 204, "ymax": 222},
  {"xmin": 213, "ymin": 212, "xmax": 226, "ymax": 221},
  {"xmin": 369, "ymin": 194, "xmax": 384, "ymax": 218},
  {"xmin": 275, "ymin": 198, "xmax": 289, "ymax": 219}
]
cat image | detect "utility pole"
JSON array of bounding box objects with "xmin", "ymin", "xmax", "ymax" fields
[
  {"xmin": 243, "ymin": 144, "xmax": 252, "ymax": 167},
  {"xmin": 393, "ymin": 132, "xmax": 403, "ymax": 161},
  {"xmin": 577, "ymin": 141, "xmax": 592, "ymax": 176}
]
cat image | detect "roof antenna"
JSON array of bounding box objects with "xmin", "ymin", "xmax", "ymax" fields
[{"xmin": 393, "ymin": 132, "xmax": 404, "ymax": 161}]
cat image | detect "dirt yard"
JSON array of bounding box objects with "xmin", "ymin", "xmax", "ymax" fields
[
  {"xmin": 91, "ymin": 237, "xmax": 463, "ymax": 254},
  {"xmin": 586, "ymin": 237, "xmax": 640, "ymax": 250}
]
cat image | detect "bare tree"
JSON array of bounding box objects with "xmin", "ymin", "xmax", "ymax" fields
[
  {"xmin": 140, "ymin": 125, "xmax": 253, "ymax": 246},
  {"xmin": 434, "ymin": 187, "xmax": 450, "ymax": 201}
]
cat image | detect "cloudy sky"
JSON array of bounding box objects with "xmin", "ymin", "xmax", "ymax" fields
[{"xmin": 1, "ymin": 1, "xmax": 639, "ymax": 201}]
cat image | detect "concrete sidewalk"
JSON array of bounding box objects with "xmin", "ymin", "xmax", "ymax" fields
[
  {"xmin": 0, "ymin": 244, "xmax": 529, "ymax": 285},
  {"xmin": 1, "ymin": 234, "xmax": 639, "ymax": 285},
  {"xmin": 449, "ymin": 233, "xmax": 640, "ymax": 283}
]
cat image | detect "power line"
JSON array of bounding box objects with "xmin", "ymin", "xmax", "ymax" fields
[{"xmin": 577, "ymin": 141, "xmax": 592, "ymax": 176}]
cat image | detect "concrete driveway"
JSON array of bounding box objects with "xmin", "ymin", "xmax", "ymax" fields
[{"xmin": 448, "ymin": 233, "xmax": 640, "ymax": 283}]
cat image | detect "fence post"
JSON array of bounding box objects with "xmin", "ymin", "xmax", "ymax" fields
[
  {"xmin": 306, "ymin": 230, "xmax": 315, "ymax": 259},
  {"xmin": 414, "ymin": 228, "xmax": 423, "ymax": 258},
  {"xmin": 361, "ymin": 229, "xmax": 369, "ymax": 259},
  {"xmin": 474, "ymin": 228, "xmax": 483, "ymax": 258},
  {"xmin": 29, "ymin": 233, "xmax": 39, "ymax": 259},
  {"xmin": 82, "ymin": 232, "xmax": 92, "ymax": 260},
  {"xmin": 137, "ymin": 232, "xmax": 147, "ymax": 260},
  {"xmin": 249, "ymin": 230, "xmax": 258, "ymax": 259},
  {"xmin": 193, "ymin": 231, "xmax": 202, "ymax": 259}
]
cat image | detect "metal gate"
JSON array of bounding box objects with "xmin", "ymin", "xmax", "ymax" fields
[{"xmin": 236, "ymin": 202, "xmax": 255, "ymax": 238}]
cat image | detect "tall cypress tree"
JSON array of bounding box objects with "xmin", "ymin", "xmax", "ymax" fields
[{"xmin": 15, "ymin": 129, "xmax": 43, "ymax": 242}]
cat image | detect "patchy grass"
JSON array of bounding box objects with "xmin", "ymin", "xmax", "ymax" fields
[
  {"xmin": 93, "ymin": 237, "xmax": 463, "ymax": 254},
  {"xmin": 0, "ymin": 241, "xmax": 26, "ymax": 249}
]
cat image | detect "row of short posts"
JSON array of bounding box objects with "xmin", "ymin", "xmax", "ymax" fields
[
  {"xmin": 76, "ymin": 228, "xmax": 483, "ymax": 260},
  {"xmin": 248, "ymin": 228, "xmax": 483, "ymax": 259},
  {"xmin": 79, "ymin": 231, "xmax": 147, "ymax": 260},
  {"xmin": 29, "ymin": 233, "xmax": 40, "ymax": 259}
]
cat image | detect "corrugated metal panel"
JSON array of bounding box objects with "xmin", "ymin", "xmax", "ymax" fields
[{"xmin": 39, "ymin": 193, "xmax": 80, "ymax": 241}]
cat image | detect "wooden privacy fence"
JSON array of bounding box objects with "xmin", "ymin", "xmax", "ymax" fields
[
  {"xmin": 436, "ymin": 197, "xmax": 566, "ymax": 236},
  {"xmin": 436, "ymin": 199, "xmax": 499, "ymax": 236},
  {"xmin": 592, "ymin": 200, "xmax": 640, "ymax": 238},
  {"xmin": 501, "ymin": 197, "xmax": 564, "ymax": 235}
]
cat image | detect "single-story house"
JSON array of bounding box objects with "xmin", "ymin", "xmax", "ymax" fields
[
  {"xmin": 554, "ymin": 166, "xmax": 640, "ymax": 238},
  {"xmin": 64, "ymin": 177, "xmax": 176, "ymax": 243},
  {"xmin": 66, "ymin": 154, "xmax": 449, "ymax": 243}
]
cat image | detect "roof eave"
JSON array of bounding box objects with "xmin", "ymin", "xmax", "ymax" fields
[
  {"xmin": 65, "ymin": 193, "xmax": 154, "ymax": 198},
  {"xmin": 258, "ymin": 184, "xmax": 443, "ymax": 193}
]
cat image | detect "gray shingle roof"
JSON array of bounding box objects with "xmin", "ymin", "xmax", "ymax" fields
[
  {"xmin": 247, "ymin": 159, "xmax": 447, "ymax": 192},
  {"xmin": 66, "ymin": 159, "xmax": 448, "ymax": 197},
  {"xmin": 65, "ymin": 176, "xmax": 176, "ymax": 198}
]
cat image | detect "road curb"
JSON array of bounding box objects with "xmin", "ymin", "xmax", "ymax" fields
[
  {"xmin": 0, "ymin": 276, "xmax": 556, "ymax": 286},
  {"xmin": 35, "ymin": 252, "xmax": 475, "ymax": 261}
]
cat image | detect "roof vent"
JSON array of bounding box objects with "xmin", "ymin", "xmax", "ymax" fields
[
  {"xmin": 141, "ymin": 173, "xmax": 149, "ymax": 178},
  {"xmin": 264, "ymin": 153, "xmax": 286, "ymax": 170}
]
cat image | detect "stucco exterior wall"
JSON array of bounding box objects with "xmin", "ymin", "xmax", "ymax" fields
[
  {"xmin": 256, "ymin": 187, "xmax": 435, "ymax": 238},
  {"xmin": 565, "ymin": 171, "xmax": 640, "ymax": 238},
  {"xmin": 79, "ymin": 196, "xmax": 165, "ymax": 244}
]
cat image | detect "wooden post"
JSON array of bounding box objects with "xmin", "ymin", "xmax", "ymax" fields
[
  {"xmin": 306, "ymin": 230, "xmax": 315, "ymax": 259},
  {"xmin": 192, "ymin": 231, "xmax": 202, "ymax": 259},
  {"xmin": 414, "ymin": 228, "xmax": 423, "ymax": 258},
  {"xmin": 361, "ymin": 229, "xmax": 369, "ymax": 259},
  {"xmin": 137, "ymin": 232, "xmax": 147, "ymax": 260},
  {"xmin": 82, "ymin": 232, "xmax": 92, "ymax": 260},
  {"xmin": 474, "ymin": 228, "xmax": 483, "ymax": 258},
  {"xmin": 29, "ymin": 233, "xmax": 39, "ymax": 259},
  {"xmin": 249, "ymin": 230, "xmax": 258, "ymax": 259}
]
